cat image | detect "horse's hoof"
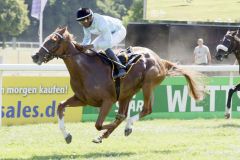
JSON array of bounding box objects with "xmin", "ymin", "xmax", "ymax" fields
[
  {"xmin": 92, "ymin": 136, "xmax": 102, "ymax": 144},
  {"xmin": 124, "ymin": 128, "xmax": 132, "ymax": 137},
  {"xmin": 225, "ymin": 113, "xmax": 231, "ymax": 119},
  {"xmin": 65, "ymin": 134, "xmax": 72, "ymax": 144}
]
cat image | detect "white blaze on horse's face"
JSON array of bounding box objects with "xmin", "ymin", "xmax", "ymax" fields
[
  {"xmin": 216, "ymin": 44, "xmax": 228, "ymax": 52},
  {"xmin": 216, "ymin": 44, "xmax": 229, "ymax": 61},
  {"xmin": 215, "ymin": 44, "xmax": 228, "ymax": 61}
]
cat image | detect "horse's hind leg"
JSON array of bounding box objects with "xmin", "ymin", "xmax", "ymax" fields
[
  {"xmin": 125, "ymin": 82, "xmax": 154, "ymax": 136},
  {"xmin": 125, "ymin": 75, "xmax": 165, "ymax": 136},
  {"xmin": 58, "ymin": 95, "xmax": 85, "ymax": 144}
]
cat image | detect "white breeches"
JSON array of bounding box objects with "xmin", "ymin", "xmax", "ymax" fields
[{"xmin": 92, "ymin": 26, "xmax": 126, "ymax": 50}]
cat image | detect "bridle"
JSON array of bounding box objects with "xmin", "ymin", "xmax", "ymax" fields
[
  {"xmin": 40, "ymin": 32, "xmax": 71, "ymax": 62},
  {"xmin": 223, "ymin": 31, "xmax": 240, "ymax": 54}
]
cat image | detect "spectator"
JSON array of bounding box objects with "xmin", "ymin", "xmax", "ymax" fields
[{"xmin": 193, "ymin": 38, "xmax": 211, "ymax": 65}]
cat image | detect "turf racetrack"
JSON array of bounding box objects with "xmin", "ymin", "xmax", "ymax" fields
[
  {"xmin": 1, "ymin": 119, "xmax": 240, "ymax": 160},
  {"xmin": 146, "ymin": 0, "xmax": 240, "ymax": 22}
]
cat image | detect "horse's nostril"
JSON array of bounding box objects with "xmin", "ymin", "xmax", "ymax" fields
[
  {"xmin": 31, "ymin": 54, "xmax": 39, "ymax": 63},
  {"xmin": 216, "ymin": 55, "xmax": 223, "ymax": 61}
]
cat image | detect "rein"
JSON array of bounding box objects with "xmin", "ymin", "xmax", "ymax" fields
[{"xmin": 89, "ymin": 49, "xmax": 126, "ymax": 68}]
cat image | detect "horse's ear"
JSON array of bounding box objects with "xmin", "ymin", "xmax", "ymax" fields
[
  {"xmin": 63, "ymin": 26, "xmax": 68, "ymax": 33},
  {"xmin": 59, "ymin": 27, "xmax": 67, "ymax": 35},
  {"xmin": 232, "ymin": 30, "xmax": 239, "ymax": 36}
]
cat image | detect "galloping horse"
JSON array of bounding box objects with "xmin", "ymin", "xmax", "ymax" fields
[
  {"xmin": 32, "ymin": 27, "xmax": 205, "ymax": 144},
  {"xmin": 216, "ymin": 30, "xmax": 240, "ymax": 119}
]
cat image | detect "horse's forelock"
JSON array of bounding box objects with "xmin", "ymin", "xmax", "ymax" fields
[
  {"xmin": 54, "ymin": 27, "xmax": 62, "ymax": 32},
  {"xmin": 63, "ymin": 30, "xmax": 75, "ymax": 42},
  {"xmin": 53, "ymin": 27, "xmax": 75, "ymax": 42}
]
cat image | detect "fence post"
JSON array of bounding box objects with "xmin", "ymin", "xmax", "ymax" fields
[
  {"xmin": 12, "ymin": 37, "xmax": 16, "ymax": 49},
  {"xmin": 0, "ymin": 71, "xmax": 2, "ymax": 127}
]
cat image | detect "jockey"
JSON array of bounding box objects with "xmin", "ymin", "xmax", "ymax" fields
[{"xmin": 76, "ymin": 8, "xmax": 126, "ymax": 78}]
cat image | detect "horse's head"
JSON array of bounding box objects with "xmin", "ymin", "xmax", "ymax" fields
[
  {"xmin": 32, "ymin": 27, "xmax": 73, "ymax": 65},
  {"xmin": 215, "ymin": 30, "xmax": 240, "ymax": 61}
]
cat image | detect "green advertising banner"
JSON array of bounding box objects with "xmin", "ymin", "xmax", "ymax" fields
[{"xmin": 82, "ymin": 76, "xmax": 240, "ymax": 121}]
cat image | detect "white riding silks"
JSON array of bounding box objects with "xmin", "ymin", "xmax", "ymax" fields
[{"xmin": 81, "ymin": 13, "xmax": 126, "ymax": 50}]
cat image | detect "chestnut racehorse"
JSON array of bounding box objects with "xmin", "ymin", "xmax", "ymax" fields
[{"xmin": 32, "ymin": 27, "xmax": 205, "ymax": 144}]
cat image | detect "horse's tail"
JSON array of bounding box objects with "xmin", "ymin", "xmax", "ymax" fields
[{"xmin": 163, "ymin": 60, "xmax": 206, "ymax": 101}]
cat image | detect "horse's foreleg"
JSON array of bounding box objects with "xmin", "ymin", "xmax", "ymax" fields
[
  {"xmin": 92, "ymin": 100, "xmax": 113, "ymax": 143},
  {"xmin": 226, "ymin": 84, "xmax": 240, "ymax": 119},
  {"xmin": 57, "ymin": 95, "xmax": 85, "ymax": 144}
]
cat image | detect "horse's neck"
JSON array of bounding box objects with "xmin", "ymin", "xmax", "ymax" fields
[
  {"xmin": 63, "ymin": 43, "xmax": 100, "ymax": 78},
  {"xmin": 63, "ymin": 42, "xmax": 86, "ymax": 78},
  {"xmin": 233, "ymin": 42, "xmax": 240, "ymax": 66},
  {"xmin": 62, "ymin": 42, "xmax": 107, "ymax": 82}
]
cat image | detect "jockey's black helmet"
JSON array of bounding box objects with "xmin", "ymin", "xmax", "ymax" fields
[{"xmin": 76, "ymin": 8, "xmax": 93, "ymax": 21}]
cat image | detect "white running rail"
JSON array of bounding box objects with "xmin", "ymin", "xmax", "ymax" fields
[{"xmin": 0, "ymin": 64, "xmax": 237, "ymax": 71}]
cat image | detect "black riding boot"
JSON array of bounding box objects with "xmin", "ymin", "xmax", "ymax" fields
[{"xmin": 105, "ymin": 48, "xmax": 126, "ymax": 78}]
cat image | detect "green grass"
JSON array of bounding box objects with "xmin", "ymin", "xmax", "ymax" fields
[
  {"xmin": 1, "ymin": 119, "xmax": 240, "ymax": 160},
  {"xmin": 146, "ymin": 0, "xmax": 240, "ymax": 22}
]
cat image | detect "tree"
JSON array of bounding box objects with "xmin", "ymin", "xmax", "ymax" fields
[
  {"xmin": 16, "ymin": 0, "xmax": 136, "ymax": 42},
  {"xmin": 122, "ymin": 0, "xmax": 144, "ymax": 26},
  {"xmin": 96, "ymin": 0, "xmax": 127, "ymax": 18},
  {"xmin": 0, "ymin": 0, "xmax": 29, "ymax": 48}
]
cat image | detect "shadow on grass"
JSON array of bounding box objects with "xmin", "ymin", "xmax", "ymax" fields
[
  {"xmin": 4, "ymin": 152, "xmax": 135, "ymax": 160},
  {"xmin": 216, "ymin": 123, "xmax": 240, "ymax": 128},
  {"xmin": 82, "ymin": 152, "xmax": 135, "ymax": 159},
  {"xmin": 152, "ymin": 149, "xmax": 182, "ymax": 155},
  {"xmin": 172, "ymin": 4, "xmax": 190, "ymax": 7},
  {"xmin": 3, "ymin": 155, "xmax": 81, "ymax": 160}
]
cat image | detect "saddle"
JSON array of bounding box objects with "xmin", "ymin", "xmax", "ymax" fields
[
  {"xmin": 73, "ymin": 43, "xmax": 142, "ymax": 79},
  {"xmin": 98, "ymin": 47, "xmax": 142, "ymax": 80}
]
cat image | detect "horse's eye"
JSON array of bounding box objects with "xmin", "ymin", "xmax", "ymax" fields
[{"xmin": 50, "ymin": 39, "xmax": 56, "ymax": 43}]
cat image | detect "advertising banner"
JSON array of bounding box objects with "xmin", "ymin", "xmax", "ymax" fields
[
  {"xmin": 82, "ymin": 76, "xmax": 240, "ymax": 121},
  {"xmin": 1, "ymin": 77, "xmax": 82, "ymax": 125}
]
